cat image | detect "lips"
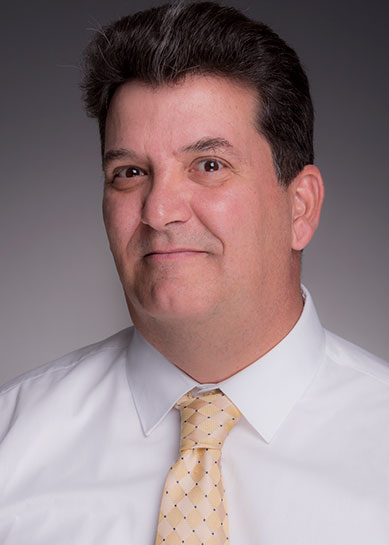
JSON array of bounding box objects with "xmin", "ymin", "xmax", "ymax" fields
[
  {"xmin": 144, "ymin": 248, "xmax": 205, "ymax": 256},
  {"xmin": 144, "ymin": 249, "xmax": 207, "ymax": 260}
]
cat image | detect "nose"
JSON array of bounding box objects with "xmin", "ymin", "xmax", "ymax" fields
[{"xmin": 141, "ymin": 172, "xmax": 192, "ymax": 231}]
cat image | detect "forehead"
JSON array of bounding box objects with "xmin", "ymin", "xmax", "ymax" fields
[{"xmin": 104, "ymin": 75, "xmax": 262, "ymax": 154}]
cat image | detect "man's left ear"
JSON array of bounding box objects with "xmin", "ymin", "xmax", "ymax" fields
[{"xmin": 290, "ymin": 165, "xmax": 325, "ymax": 251}]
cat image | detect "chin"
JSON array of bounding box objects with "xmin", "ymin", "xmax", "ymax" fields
[
  {"xmin": 148, "ymin": 300, "xmax": 214, "ymax": 322},
  {"xmin": 129, "ymin": 286, "xmax": 219, "ymax": 324}
]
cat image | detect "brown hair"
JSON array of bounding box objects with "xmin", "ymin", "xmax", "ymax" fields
[{"xmin": 81, "ymin": 2, "xmax": 314, "ymax": 186}]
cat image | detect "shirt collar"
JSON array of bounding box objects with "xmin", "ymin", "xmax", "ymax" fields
[{"xmin": 126, "ymin": 286, "xmax": 326, "ymax": 443}]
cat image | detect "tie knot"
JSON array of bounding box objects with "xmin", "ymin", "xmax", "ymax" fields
[{"xmin": 176, "ymin": 389, "xmax": 240, "ymax": 451}]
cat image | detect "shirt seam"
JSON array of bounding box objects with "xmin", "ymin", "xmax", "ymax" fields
[
  {"xmin": 0, "ymin": 345, "xmax": 126, "ymax": 397},
  {"xmin": 325, "ymin": 344, "xmax": 389, "ymax": 387}
]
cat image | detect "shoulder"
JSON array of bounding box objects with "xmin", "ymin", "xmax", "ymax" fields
[
  {"xmin": 324, "ymin": 329, "xmax": 389, "ymax": 386},
  {"xmin": 0, "ymin": 327, "xmax": 134, "ymax": 418},
  {"xmin": 1, "ymin": 327, "xmax": 133, "ymax": 395},
  {"xmin": 0, "ymin": 327, "xmax": 139, "ymax": 502}
]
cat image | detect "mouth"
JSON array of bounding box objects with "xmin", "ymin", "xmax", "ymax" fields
[{"xmin": 144, "ymin": 249, "xmax": 208, "ymax": 261}]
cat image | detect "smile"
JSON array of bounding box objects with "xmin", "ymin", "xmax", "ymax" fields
[{"xmin": 144, "ymin": 250, "xmax": 207, "ymax": 261}]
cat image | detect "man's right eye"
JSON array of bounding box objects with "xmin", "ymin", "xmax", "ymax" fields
[{"xmin": 114, "ymin": 166, "xmax": 146, "ymax": 178}]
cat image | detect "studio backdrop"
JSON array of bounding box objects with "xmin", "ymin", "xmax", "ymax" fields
[{"xmin": 1, "ymin": 0, "xmax": 388, "ymax": 385}]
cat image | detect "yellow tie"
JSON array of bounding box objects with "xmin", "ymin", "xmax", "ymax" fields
[{"xmin": 155, "ymin": 389, "xmax": 241, "ymax": 545}]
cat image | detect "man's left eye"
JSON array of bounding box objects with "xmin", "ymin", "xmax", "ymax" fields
[{"xmin": 196, "ymin": 159, "xmax": 225, "ymax": 172}]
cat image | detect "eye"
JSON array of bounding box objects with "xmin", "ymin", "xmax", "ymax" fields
[
  {"xmin": 114, "ymin": 166, "xmax": 146, "ymax": 178},
  {"xmin": 195, "ymin": 159, "xmax": 225, "ymax": 173}
]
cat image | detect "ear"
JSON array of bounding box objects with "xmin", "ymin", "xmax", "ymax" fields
[{"xmin": 290, "ymin": 165, "xmax": 325, "ymax": 251}]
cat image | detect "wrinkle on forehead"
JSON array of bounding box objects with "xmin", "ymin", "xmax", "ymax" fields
[{"xmin": 104, "ymin": 75, "xmax": 268, "ymax": 169}]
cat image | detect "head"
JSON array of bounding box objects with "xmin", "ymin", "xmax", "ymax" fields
[
  {"xmin": 81, "ymin": 1, "xmax": 314, "ymax": 187},
  {"xmin": 81, "ymin": 2, "xmax": 324, "ymax": 333}
]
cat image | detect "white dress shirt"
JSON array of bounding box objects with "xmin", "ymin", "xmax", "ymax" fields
[{"xmin": 1, "ymin": 288, "xmax": 388, "ymax": 544}]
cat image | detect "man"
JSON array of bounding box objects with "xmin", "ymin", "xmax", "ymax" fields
[{"xmin": 0, "ymin": 2, "xmax": 388, "ymax": 544}]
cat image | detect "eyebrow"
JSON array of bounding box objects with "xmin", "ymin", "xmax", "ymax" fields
[
  {"xmin": 103, "ymin": 137, "xmax": 238, "ymax": 170},
  {"xmin": 180, "ymin": 137, "xmax": 234, "ymax": 154},
  {"xmin": 103, "ymin": 148, "xmax": 140, "ymax": 170}
]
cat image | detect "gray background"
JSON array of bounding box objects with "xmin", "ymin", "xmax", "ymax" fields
[{"xmin": 1, "ymin": 0, "xmax": 388, "ymax": 385}]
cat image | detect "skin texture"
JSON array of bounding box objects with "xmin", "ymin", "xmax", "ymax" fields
[{"xmin": 103, "ymin": 75, "xmax": 324, "ymax": 383}]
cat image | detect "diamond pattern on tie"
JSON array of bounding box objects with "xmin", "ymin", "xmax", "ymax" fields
[{"xmin": 155, "ymin": 390, "xmax": 241, "ymax": 545}]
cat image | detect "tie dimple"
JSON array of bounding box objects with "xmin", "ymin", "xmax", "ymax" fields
[{"xmin": 155, "ymin": 389, "xmax": 241, "ymax": 545}]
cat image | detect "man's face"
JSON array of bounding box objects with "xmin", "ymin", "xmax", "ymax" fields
[{"xmin": 103, "ymin": 75, "xmax": 295, "ymax": 325}]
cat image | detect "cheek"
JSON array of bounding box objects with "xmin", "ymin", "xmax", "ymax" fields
[
  {"xmin": 193, "ymin": 185, "xmax": 262, "ymax": 250},
  {"xmin": 193, "ymin": 182, "xmax": 291, "ymax": 265},
  {"xmin": 103, "ymin": 193, "xmax": 141, "ymax": 250}
]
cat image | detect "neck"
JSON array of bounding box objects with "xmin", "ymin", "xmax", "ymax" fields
[{"xmin": 130, "ymin": 282, "xmax": 304, "ymax": 384}]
